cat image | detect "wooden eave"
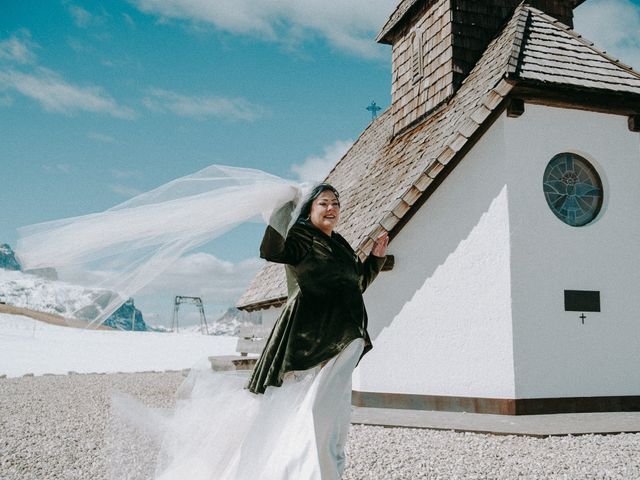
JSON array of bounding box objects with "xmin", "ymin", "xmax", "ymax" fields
[
  {"xmin": 376, "ymin": 0, "xmax": 422, "ymax": 45},
  {"xmin": 239, "ymin": 296, "xmax": 287, "ymax": 313},
  {"xmin": 508, "ymin": 81, "xmax": 640, "ymax": 116}
]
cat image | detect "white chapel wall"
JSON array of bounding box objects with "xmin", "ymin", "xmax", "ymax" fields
[
  {"xmin": 504, "ymin": 104, "xmax": 640, "ymax": 398},
  {"xmin": 353, "ymin": 116, "xmax": 516, "ymax": 399}
]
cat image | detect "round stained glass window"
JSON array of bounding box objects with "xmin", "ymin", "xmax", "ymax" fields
[{"xmin": 542, "ymin": 153, "xmax": 603, "ymax": 227}]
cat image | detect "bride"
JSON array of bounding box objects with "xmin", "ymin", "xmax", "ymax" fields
[
  {"xmin": 247, "ymin": 183, "xmax": 387, "ymax": 478},
  {"xmin": 145, "ymin": 183, "xmax": 388, "ymax": 480}
]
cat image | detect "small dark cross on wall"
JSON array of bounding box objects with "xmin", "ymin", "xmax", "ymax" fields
[
  {"xmin": 366, "ymin": 101, "xmax": 381, "ymax": 120},
  {"xmin": 579, "ymin": 313, "xmax": 586, "ymax": 324}
]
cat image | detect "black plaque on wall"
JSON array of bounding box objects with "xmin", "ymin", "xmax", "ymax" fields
[{"xmin": 564, "ymin": 290, "xmax": 600, "ymax": 312}]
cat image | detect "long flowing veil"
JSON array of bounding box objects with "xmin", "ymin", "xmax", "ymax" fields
[{"xmin": 16, "ymin": 165, "xmax": 303, "ymax": 327}]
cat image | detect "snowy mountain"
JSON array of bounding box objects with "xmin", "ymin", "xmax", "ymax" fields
[
  {"xmin": 0, "ymin": 260, "xmax": 148, "ymax": 331},
  {"xmin": 210, "ymin": 307, "xmax": 262, "ymax": 336},
  {"xmin": 1, "ymin": 243, "xmax": 59, "ymax": 279},
  {"xmin": 0, "ymin": 268, "xmax": 103, "ymax": 318},
  {"xmin": 102, "ymin": 298, "xmax": 147, "ymax": 331},
  {"xmin": 0, "ymin": 244, "xmax": 21, "ymax": 271},
  {"xmin": 0, "ymin": 243, "xmax": 257, "ymax": 335}
]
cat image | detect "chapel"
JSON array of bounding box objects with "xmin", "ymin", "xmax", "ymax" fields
[{"xmin": 238, "ymin": 0, "xmax": 640, "ymax": 414}]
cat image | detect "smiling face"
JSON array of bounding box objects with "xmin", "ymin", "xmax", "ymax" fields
[{"xmin": 309, "ymin": 190, "xmax": 340, "ymax": 236}]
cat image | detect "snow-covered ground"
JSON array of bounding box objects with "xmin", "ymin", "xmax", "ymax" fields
[{"xmin": 0, "ymin": 313, "xmax": 238, "ymax": 378}]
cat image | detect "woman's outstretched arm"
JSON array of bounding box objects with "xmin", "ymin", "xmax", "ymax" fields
[
  {"xmin": 359, "ymin": 232, "xmax": 388, "ymax": 292},
  {"xmin": 259, "ymin": 224, "xmax": 311, "ymax": 265},
  {"xmin": 260, "ymin": 201, "xmax": 313, "ymax": 265}
]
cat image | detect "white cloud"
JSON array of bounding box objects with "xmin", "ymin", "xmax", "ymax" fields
[
  {"xmin": 129, "ymin": 0, "xmax": 398, "ymax": 59},
  {"xmin": 65, "ymin": 3, "xmax": 109, "ymax": 29},
  {"xmin": 141, "ymin": 253, "xmax": 263, "ymax": 304},
  {"xmin": 0, "ymin": 94, "xmax": 13, "ymax": 107},
  {"xmin": 0, "ymin": 32, "xmax": 37, "ymax": 64},
  {"xmin": 87, "ymin": 131, "xmax": 117, "ymax": 143},
  {"xmin": 109, "ymin": 184, "xmax": 143, "ymax": 197},
  {"xmin": 574, "ymin": 0, "xmax": 640, "ymax": 70},
  {"xmin": 0, "ymin": 67, "xmax": 135, "ymax": 118},
  {"xmin": 68, "ymin": 5, "xmax": 94, "ymax": 28},
  {"xmin": 0, "ymin": 31, "xmax": 133, "ymax": 119},
  {"xmin": 122, "ymin": 13, "xmax": 136, "ymax": 27},
  {"xmin": 143, "ymin": 87, "xmax": 264, "ymax": 121},
  {"xmin": 111, "ymin": 169, "xmax": 142, "ymax": 179},
  {"xmin": 66, "ymin": 37, "xmax": 94, "ymax": 53},
  {"xmin": 42, "ymin": 164, "xmax": 74, "ymax": 174},
  {"xmin": 291, "ymin": 139, "xmax": 353, "ymax": 182}
]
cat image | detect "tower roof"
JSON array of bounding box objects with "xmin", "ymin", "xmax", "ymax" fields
[{"xmin": 376, "ymin": 0, "xmax": 587, "ymax": 44}]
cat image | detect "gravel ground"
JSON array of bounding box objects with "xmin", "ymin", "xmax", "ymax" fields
[{"xmin": 1, "ymin": 373, "xmax": 639, "ymax": 480}]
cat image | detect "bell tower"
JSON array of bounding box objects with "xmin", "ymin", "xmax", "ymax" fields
[{"xmin": 377, "ymin": 0, "xmax": 587, "ymax": 135}]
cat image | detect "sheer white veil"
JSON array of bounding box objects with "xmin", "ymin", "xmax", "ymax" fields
[{"xmin": 16, "ymin": 165, "xmax": 304, "ymax": 327}]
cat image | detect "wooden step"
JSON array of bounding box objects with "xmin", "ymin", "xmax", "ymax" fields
[{"xmin": 209, "ymin": 355, "xmax": 258, "ymax": 371}]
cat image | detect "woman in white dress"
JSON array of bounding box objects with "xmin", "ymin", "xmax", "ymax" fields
[
  {"xmin": 244, "ymin": 184, "xmax": 388, "ymax": 479},
  {"xmin": 108, "ymin": 183, "xmax": 388, "ymax": 480}
]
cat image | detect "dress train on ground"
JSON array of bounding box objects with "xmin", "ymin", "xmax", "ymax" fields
[{"xmin": 106, "ymin": 338, "xmax": 365, "ymax": 480}]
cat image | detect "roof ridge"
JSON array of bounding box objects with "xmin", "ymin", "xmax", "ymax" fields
[
  {"xmin": 506, "ymin": 4, "xmax": 532, "ymax": 78},
  {"xmin": 453, "ymin": 2, "xmax": 527, "ymax": 92},
  {"xmin": 524, "ymin": 4, "xmax": 640, "ymax": 80},
  {"xmin": 376, "ymin": 0, "xmax": 421, "ymax": 44}
]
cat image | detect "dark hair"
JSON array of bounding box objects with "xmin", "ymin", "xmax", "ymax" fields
[{"xmin": 297, "ymin": 183, "xmax": 340, "ymax": 222}]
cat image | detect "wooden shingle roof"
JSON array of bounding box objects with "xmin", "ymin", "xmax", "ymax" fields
[
  {"xmin": 237, "ymin": 4, "xmax": 640, "ymax": 310},
  {"xmin": 517, "ymin": 8, "xmax": 640, "ymax": 93}
]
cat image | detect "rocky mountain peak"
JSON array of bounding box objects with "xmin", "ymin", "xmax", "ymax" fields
[{"xmin": 0, "ymin": 244, "xmax": 21, "ymax": 271}]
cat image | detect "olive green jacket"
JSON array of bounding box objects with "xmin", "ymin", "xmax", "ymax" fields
[{"xmin": 247, "ymin": 220, "xmax": 386, "ymax": 394}]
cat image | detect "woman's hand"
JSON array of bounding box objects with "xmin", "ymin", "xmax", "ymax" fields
[
  {"xmin": 267, "ymin": 200, "xmax": 296, "ymax": 237},
  {"xmin": 371, "ymin": 231, "xmax": 388, "ymax": 257}
]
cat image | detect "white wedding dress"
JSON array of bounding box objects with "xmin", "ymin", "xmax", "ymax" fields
[{"xmin": 107, "ymin": 338, "xmax": 365, "ymax": 480}]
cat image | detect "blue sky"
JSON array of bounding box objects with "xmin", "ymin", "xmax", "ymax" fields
[{"xmin": 2, "ymin": 0, "xmax": 639, "ymax": 324}]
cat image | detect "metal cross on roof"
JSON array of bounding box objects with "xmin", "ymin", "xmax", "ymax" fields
[{"xmin": 366, "ymin": 101, "xmax": 382, "ymax": 120}]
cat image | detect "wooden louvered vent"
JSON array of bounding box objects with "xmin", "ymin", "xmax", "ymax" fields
[{"xmin": 411, "ymin": 30, "xmax": 423, "ymax": 84}]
